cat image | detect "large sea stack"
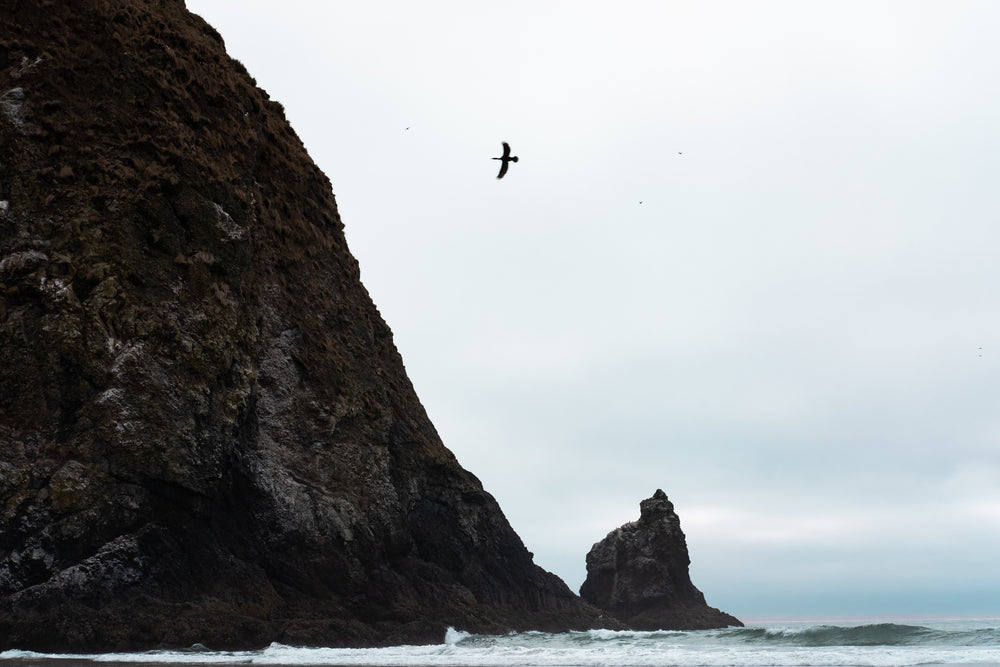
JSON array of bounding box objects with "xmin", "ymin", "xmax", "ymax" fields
[
  {"xmin": 0, "ymin": 0, "xmax": 604, "ymax": 651},
  {"xmin": 580, "ymin": 490, "xmax": 742, "ymax": 630}
]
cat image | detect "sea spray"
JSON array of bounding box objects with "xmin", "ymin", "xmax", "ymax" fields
[{"xmin": 443, "ymin": 627, "xmax": 472, "ymax": 645}]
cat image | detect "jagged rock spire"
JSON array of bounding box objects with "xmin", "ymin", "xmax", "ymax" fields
[{"xmin": 580, "ymin": 490, "xmax": 742, "ymax": 630}]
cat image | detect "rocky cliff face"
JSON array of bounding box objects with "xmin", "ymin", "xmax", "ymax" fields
[
  {"xmin": 0, "ymin": 0, "xmax": 603, "ymax": 651},
  {"xmin": 580, "ymin": 490, "xmax": 742, "ymax": 630}
]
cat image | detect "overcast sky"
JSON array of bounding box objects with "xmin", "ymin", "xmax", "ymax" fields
[{"xmin": 186, "ymin": 1, "xmax": 1000, "ymax": 621}]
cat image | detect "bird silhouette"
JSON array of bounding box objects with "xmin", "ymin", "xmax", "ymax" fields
[{"xmin": 492, "ymin": 142, "xmax": 519, "ymax": 179}]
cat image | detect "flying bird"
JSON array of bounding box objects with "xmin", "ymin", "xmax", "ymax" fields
[{"xmin": 492, "ymin": 142, "xmax": 519, "ymax": 179}]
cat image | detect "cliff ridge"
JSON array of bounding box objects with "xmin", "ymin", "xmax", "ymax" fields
[{"xmin": 0, "ymin": 0, "xmax": 601, "ymax": 650}]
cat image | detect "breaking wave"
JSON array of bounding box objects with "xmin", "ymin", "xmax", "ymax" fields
[
  {"xmin": 3, "ymin": 619, "xmax": 1000, "ymax": 666},
  {"xmin": 722, "ymin": 622, "xmax": 1000, "ymax": 646}
]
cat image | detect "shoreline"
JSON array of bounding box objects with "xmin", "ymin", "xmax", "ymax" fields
[{"xmin": 2, "ymin": 618, "xmax": 998, "ymax": 667}]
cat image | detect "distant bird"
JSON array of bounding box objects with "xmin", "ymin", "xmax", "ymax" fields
[{"xmin": 492, "ymin": 141, "xmax": 519, "ymax": 179}]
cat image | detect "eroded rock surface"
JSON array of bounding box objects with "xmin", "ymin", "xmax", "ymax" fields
[
  {"xmin": 0, "ymin": 0, "xmax": 602, "ymax": 651},
  {"xmin": 580, "ymin": 490, "xmax": 742, "ymax": 630}
]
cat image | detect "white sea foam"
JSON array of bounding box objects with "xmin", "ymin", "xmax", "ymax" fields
[
  {"xmin": 443, "ymin": 627, "xmax": 471, "ymax": 645},
  {"xmin": 3, "ymin": 619, "xmax": 1000, "ymax": 666}
]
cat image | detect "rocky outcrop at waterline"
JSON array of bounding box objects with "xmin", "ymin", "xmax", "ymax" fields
[
  {"xmin": 0, "ymin": 0, "xmax": 605, "ymax": 651},
  {"xmin": 580, "ymin": 490, "xmax": 742, "ymax": 630}
]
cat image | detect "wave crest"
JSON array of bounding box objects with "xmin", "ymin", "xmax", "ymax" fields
[{"xmin": 730, "ymin": 622, "xmax": 1000, "ymax": 647}]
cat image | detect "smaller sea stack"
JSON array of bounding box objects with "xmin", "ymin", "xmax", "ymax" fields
[{"xmin": 580, "ymin": 490, "xmax": 742, "ymax": 630}]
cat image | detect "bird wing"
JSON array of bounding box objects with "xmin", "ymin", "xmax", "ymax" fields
[
  {"xmin": 501, "ymin": 142, "xmax": 511, "ymax": 159},
  {"xmin": 496, "ymin": 161, "xmax": 509, "ymax": 179}
]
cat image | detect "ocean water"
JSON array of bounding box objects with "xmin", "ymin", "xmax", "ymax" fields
[{"xmin": 3, "ymin": 618, "xmax": 1000, "ymax": 667}]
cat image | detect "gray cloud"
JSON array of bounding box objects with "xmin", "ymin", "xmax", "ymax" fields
[{"xmin": 189, "ymin": 0, "xmax": 1000, "ymax": 620}]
